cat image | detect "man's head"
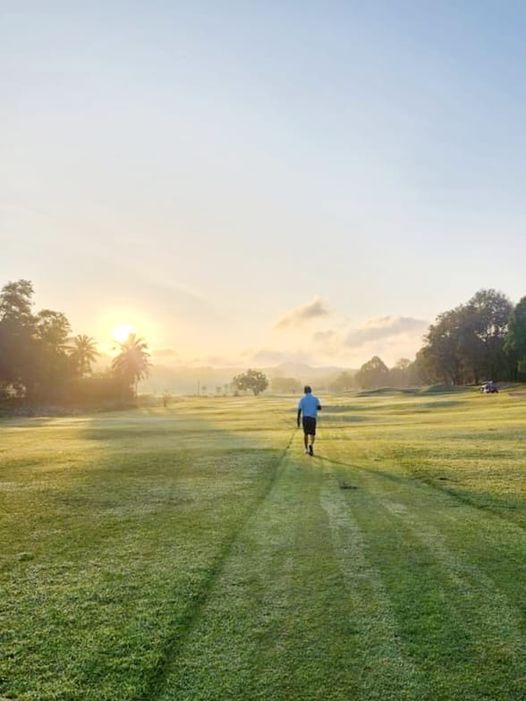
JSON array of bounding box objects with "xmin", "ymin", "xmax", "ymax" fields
[{"xmin": 304, "ymin": 385, "xmax": 312, "ymax": 394}]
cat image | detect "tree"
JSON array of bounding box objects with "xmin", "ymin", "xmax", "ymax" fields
[
  {"xmin": 0, "ymin": 280, "xmax": 80, "ymax": 399},
  {"xmin": 232, "ymin": 369, "xmax": 268, "ymax": 396},
  {"xmin": 404, "ymin": 353, "xmax": 428, "ymax": 386},
  {"xmin": 417, "ymin": 289, "xmax": 514, "ymax": 385},
  {"xmin": 35, "ymin": 310, "xmax": 70, "ymax": 351},
  {"xmin": 355, "ymin": 356, "xmax": 389, "ymax": 389},
  {"xmin": 0, "ymin": 280, "xmax": 37, "ymax": 396},
  {"xmin": 69, "ymin": 335, "xmax": 99, "ymax": 377},
  {"xmin": 420, "ymin": 303, "xmax": 488, "ymax": 385},
  {"xmin": 389, "ymin": 358, "xmax": 412, "ymax": 387},
  {"xmin": 112, "ymin": 334, "xmax": 151, "ymax": 396},
  {"xmin": 467, "ymin": 289, "xmax": 512, "ymax": 381},
  {"xmin": 505, "ymin": 296, "xmax": 526, "ymax": 378},
  {"xmin": 0, "ymin": 279, "xmax": 34, "ymax": 323},
  {"xmin": 422, "ymin": 307, "xmax": 467, "ymax": 384},
  {"xmin": 33, "ymin": 310, "xmax": 72, "ymax": 399},
  {"xmin": 0, "ymin": 279, "xmax": 155, "ymax": 405}
]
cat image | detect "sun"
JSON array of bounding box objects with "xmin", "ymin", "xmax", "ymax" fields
[{"xmin": 112, "ymin": 324, "xmax": 136, "ymax": 344}]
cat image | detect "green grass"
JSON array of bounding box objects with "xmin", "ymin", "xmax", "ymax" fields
[{"xmin": 2, "ymin": 390, "xmax": 526, "ymax": 700}]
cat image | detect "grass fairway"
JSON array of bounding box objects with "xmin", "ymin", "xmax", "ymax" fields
[{"xmin": 2, "ymin": 390, "xmax": 526, "ymax": 700}]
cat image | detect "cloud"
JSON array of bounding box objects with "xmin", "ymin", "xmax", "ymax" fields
[
  {"xmin": 313, "ymin": 329, "xmax": 336, "ymax": 342},
  {"xmin": 275, "ymin": 297, "xmax": 330, "ymax": 329},
  {"xmin": 344, "ymin": 316, "xmax": 428, "ymax": 349}
]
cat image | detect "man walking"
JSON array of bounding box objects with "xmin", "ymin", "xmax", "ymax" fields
[{"xmin": 297, "ymin": 385, "xmax": 322, "ymax": 456}]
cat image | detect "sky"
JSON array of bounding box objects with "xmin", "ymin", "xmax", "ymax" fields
[{"xmin": 2, "ymin": 1, "xmax": 526, "ymax": 368}]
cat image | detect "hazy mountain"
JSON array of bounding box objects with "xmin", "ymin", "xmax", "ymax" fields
[{"xmin": 271, "ymin": 362, "xmax": 348, "ymax": 380}]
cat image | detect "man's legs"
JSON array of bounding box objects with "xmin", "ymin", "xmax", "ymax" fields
[
  {"xmin": 308, "ymin": 433, "xmax": 315, "ymax": 455},
  {"xmin": 302, "ymin": 418, "xmax": 317, "ymax": 455},
  {"xmin": 305, "ymin": 430, "xmax": 315, "ymax": 456}
]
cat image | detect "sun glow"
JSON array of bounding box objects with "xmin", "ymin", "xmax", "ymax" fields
[
  {"xmin": 97, "ymin": 306, "xmax": 160, "ymax": 355},
  {"xmin": 112, "ymin": 324, "xmax": 136, "ymax": 344}
]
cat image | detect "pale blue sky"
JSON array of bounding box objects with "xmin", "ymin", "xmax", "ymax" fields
[{"xmin": 1, "ymin": 2, "xmax": 525, "ymax": 365}]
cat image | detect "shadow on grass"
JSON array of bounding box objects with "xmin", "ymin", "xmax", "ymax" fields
[
  {"xmin": 317, "ymin": 455, "xmax": 526, "ymax": 527},
  {"xmin": 315, "ymin": 455, "xmax": 412, "ymax": 487},
  {"xmin": 415, "ymin": 400, "xmax": 466, "ymax": 410},
  {"xmin": 322, "ymin": 404, "xmax": 379, "ymax": 413},
  {"xmin": 75, "ymin": 407, "xmax": 298, "ymax": 701},
  {"xmin": 324, "ymin": 415, "xmax": 369, "ymax": 424},
  {"xmin": 1, "ymin": 404, "xmax": 301, "ymax": 701},
  {"xmin": 355, "ymin": 388, "xmax": 420, "ymax": 397}
]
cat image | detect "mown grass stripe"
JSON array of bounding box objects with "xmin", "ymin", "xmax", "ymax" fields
[
  {"xmin": 319, "ymin": 471, "xmax": 424, "ymax": 700},
  {"xmin": 322, "ymin": 441, "xmax": 526, "ymax": 699},
  {"xmin": 137, "ymin": 430, "xmax": 296, "ymax": 701}
]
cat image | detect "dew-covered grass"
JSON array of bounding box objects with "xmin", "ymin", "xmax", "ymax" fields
[{"xmin": 2, "ymin": 390, "xmax": 526, "ymax": 700}]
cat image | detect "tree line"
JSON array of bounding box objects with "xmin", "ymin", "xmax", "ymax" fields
[
  {"xmin": 416, "ymin": 289, "xmax": 525, "ymax": 385},
  {"xmin": 269, "ymin": 288, "xmax": 526, "ymax": 392},
  {"xmin": 3, "ymin": 280, "xmax": 525, "ymax": 403},
  {"xmin": 273, "ymin": 358, "xmax": 419, "ymax": 394},
  {"xmin": 0, "ymin": 280, "xmax": 150, "ymax": 404},
  {"xmin": 333, "ymin": 289, "xmax": 526, "ymax": 390}
]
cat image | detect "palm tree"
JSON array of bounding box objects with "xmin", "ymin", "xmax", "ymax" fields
[
  {"xmin": 69, "ymin": 335, "xmax": 99, "ymax": 376},
  {"xmin": 111, "ymin": 333, "xmax": 151, "ymax": 396}
]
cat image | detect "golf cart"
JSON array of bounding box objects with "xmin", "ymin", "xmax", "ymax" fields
[{"xmin": 480, "ymin": 381, "xmax": 499, "ymax": 394}]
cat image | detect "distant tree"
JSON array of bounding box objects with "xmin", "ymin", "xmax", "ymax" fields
[
  {"xmin": 422, "ymin": 303, "xmax": 488, "ymax": 384},
  {"xmin": 270, "ymin": 376, "xmax": 301, "ymax": 394},
  {"xmin": 232, "ymin": 369, "xmax": 269, "ymax": 396},
  {"xmin": 355, "ymin": 356, "xmax": 389, "ymax": 389},
  {"xmin": 33, "ymin": 310, "xmax": 72, "ymax": 399},
  {"xmin": 35, "ymin": 310, "xmax": 70, "ymax": 352},
  {"xmin": 411, "ymin": 347, "xmax": 436, "ymax": 385},
  {"xmin": 422, "ymin": 307, "xmax": 466, "ymax": 384},
  {"xmin": 388, "ymin": 358, "xmax": 412, "ymax": 387},
  {"xmin": 421, "ymin": 289, "xmax": 513, "ymax": 385},
  {"xmin": 0, "ymin": 280, "xmax": 36, "ymax": 396},
  {"xmin": 505, "ymin": 296, "xmax": 526, "ymax": 378},
  {"xmin": 0, "ymin": 279, "xmax": 34, "ymax": 322},
  {"xmin": 69, "ymin": 335, "xmax": 99, "ymax": 377},
  {"xmin": 328, "ymin": 371, "xmax": 355, "ymax": 392},
  {"xmin": 468, "ymin": 289, "xmax": 512, "ymax": 381},
  {"xmin": 405, "ymin": 354, "xmax": 427, "ymax": 386},
  {"xmin": 0, "ymin": 280, "xmax": 88, "ymax": 399},
  {"xmin": 0, "ymin": 278, "xmax": 154, "ymax": 405},
  {"xmin": 112, "ymin": 334, "xmax": 151, "ymax": 396}
]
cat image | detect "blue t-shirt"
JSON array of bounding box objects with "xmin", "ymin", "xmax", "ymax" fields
[{"xmin": 298, "ymin": 394, "xmax": 321, "ymax": 418}]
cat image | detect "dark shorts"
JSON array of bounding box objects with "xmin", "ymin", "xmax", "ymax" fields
[{"xmin": 302, "ymin": 416, "xmax": 317, "ymax": 436}]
